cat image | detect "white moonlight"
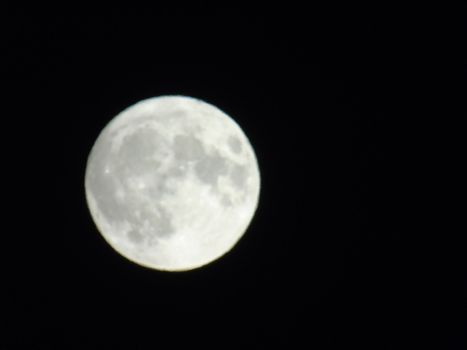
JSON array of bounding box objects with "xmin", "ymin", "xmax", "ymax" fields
[{"xmin": 84, "ymin": 95, "xmax": 260, "ymax": 271}]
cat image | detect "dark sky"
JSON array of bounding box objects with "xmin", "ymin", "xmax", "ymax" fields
[{"xmin": 3, "ymin": 3, "xmax": 464, "ymax": 349}]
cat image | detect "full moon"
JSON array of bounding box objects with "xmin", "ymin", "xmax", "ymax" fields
[{"xmin": 84, "ymin": 95, "xmax": 260, "ymax": 271}]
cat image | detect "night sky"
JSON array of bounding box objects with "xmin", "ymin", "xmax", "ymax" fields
[{"xmin": 3, "ymin": 3, "xmax": 464, "ymax": 349}]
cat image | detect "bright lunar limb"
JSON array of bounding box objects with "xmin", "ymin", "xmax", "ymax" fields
[{"xmin": 84, "ymin": 95, "xmax": 261, "ymax": 271}]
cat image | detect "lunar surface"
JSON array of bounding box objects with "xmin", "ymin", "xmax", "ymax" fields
[{"xmin": 84, "ymin": 95, "xmax": 260, "ymax": 271}]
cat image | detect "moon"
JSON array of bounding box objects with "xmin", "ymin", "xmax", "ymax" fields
[{"xmin": 84, "ymin": 95, "xmax": 261, "ymax": 271}]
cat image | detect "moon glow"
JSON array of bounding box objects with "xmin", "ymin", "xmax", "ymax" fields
[{"xmin": 84, "ymin": 96, "xmax": 261, "ymax": 271}]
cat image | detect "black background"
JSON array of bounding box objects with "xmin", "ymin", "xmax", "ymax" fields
[{"xmin": 3, "ymin": 3, "xmax": 465, "ymax": 349}]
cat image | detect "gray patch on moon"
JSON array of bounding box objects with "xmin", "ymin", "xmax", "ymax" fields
[
  {"xmin": 166, "ymin": 164, "xmax": 188, "ymax": 178},
  {"xmin": 221, "ymin": 194, "xmax": 233, "ymax": 207},
  {"xmin": 230, "ymin": 164, "xmax": 248, "ymax": 189},
  {"xmin": 161, "ymin": 109, "xmax": 186, "ymax": 122},
  {"xmin": 86, "ymin": 168, "xmax": 130, "ymax": 224},
  {"xmin": 88, "ymin": 130, "xmax": 182, "ymax": 239},
  {"xmin": 149, "ymin": 176, "xmax": 177, "ymax": 198},
  {"xmin": 123, "ymin": 204, "xmax": 175, "ymax": 245},
  {"xmin": 116, "ymin": 128, "xmax": 162, "ymax": 176},
  {"xmin": 118, "ymin": 203, "xmax": 176, "ymax": 247},
  {"xmin": 128, "ymin": 229, "xmax": 144, "ymax": 244},
  {"xmin": 194, "ymin": 151, "xmax": 229, "ymax": 186},
  {"xmin": 148, "ymin": 206, "xmax": 175, "ymax": 238},
  {"xmin": 87, "ymin": 168, "xmax": 176, "ymax": 243},
  {"xmin": 173, "ymin": 134, "xmax": 205, "ymax": 162},
  {"xmin": 227, "ymin": 135, "xmax": 242, "ymax": 154}
]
